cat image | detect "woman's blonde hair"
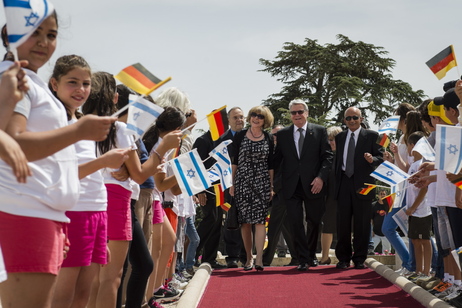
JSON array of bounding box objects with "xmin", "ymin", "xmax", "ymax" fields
[{"xmin": 246, "ymin": 106, "xmax": 274, "ymax": 129}]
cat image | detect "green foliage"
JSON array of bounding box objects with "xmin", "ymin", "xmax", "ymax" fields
[{"xmin": 259, "ymin": 34, "xmax": 426, "ymax": 127}]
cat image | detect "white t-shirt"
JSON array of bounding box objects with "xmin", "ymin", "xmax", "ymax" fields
[
  {"xmin": 100, "ymin": 121, "xmax": 137, "ymax": 192},
  {"xmin": 397, "ymin": 135, "xmax": 414, "ymax": 166},
  {"xmin": 406, "ymin": 159, "xmax": 431, "ymax": 217},
  {"xmin": 0, "ymin": 62, "xmax": 79, "ymax": 222},
  {"xmin": 68, "ymin": 118, "xmax": 107, "ymax": 212},
  {"xmin": 0, "ymin": 245, "xmax": 6, "ymax": 283},
  {"xmin": 435, "ymin": 169, "xmax": 456, "ymax": 208},
  {"xmin": 426, "ymin": 171, "xmax": 437, "ymax": 208}
]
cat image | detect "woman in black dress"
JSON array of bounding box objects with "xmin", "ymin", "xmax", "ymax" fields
[{"xmin": 230, "ymin": 106, "xmax": 274, "ymax": 271}]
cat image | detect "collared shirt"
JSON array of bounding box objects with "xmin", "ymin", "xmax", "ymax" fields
[
  {"xmin": 293, "ymin": 122, "xmax": 308, "ymax": 158},
  {"xmin": 342, "ymin": 127, "xmax": 361, "ymax": 171}
]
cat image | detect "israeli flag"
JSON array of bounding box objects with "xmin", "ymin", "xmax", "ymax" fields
[
  {"xmin": 170, "ymin": 149, "xmax": 211, "ymax": 196},
  {"xmin": 435, "ymin": 124, "xmax": 462, "ymax": 174},
  {"xmin": 207, "ymin": 166, "xmax": 221, "ymax": 183},
  {"xmin": 378, "ymin": 116, "xmax": 400, "ymax": 134},
  {"xmin": 213, "ymin": 162, "xmax": 233, "ymax": 190},
  {"xmin": 125, "ymin": 94, "xmax": 164, "ymax": 139},
  {"xmin": 412, "ymin": 137, "xmax": 436, "ymax": 162},
  {"xmin": 370, "ymin": 161, "xmax": 409, "ymax": 186},
  {"xmin": 390, "ymin": 181, "xmax": 406, "ymax": 209},
  {"xmin": 3, "ymin": 0, "xmax": 54, "ymax": 50},
  {"xmin": 209, "ymin": 140, "xmax": 232, "ymax": 166}
]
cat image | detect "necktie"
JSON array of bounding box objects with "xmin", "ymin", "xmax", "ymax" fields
[
  {"xmin": 345, "ymin": 132, "xmax": 355, "ymax": 177},
  {"xmin": 298, "ymin": 128, "xmax": 304, "ymax": 157}
]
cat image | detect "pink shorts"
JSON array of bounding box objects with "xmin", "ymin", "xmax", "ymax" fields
[
  {"xmin": 152, "ymin": 200, "xmax": 165, "ymax": 224},
  {"xmin": 61, "ymin": 211, "xmax": 108, "ymax": 267},
  {"xmin": 0, "ymin": 211, "xmax": 65, "ymax": 275},
  {"xmin": 106, "ymin": 184, "xmax": 132, "ymax": 241}
]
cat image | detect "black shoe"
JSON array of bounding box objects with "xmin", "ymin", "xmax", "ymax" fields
[
  {"xmin": 277, "ymin": 251, "xmax": 287, "ymax": 258},
  {"xmin": 336, "ymin": 261, "xmax": 350, "ymax": 269},
  {"xmin": 354, "ymin": 262, "xmax": 366, "ymax": 269},
  {"xmin": 255, "ymin": 265, "xmax": 264, "ymax": 271},
  {"xmin": 227, "ymin": 260, "xmax": 238, "ymax": 268},
  {"xmin": 297, "ymin": 263, "xmax": 308, "ymax": 271},
  {"xmin": 284, "ymin": 259, "xmax": 299, "ymax": 266},
  {"xmin": 308, "ymin": 258, "xmax": 319, "ymax": 267},
  {"xmin": 210, "ymin": 261, "xmax": 227, "ymax": 269}
]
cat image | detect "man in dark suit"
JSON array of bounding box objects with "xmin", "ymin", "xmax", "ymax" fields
[
  {"xmin": 217, "ymin": 107, "xmax": 247, "ymax": 268},
  {"xmin": 193, "ymin": 131, "xmax": 226, "ymax": 269},
  {"xmin": 274, "ymin": 99, "xmax": 333, "ymax": 271},
  {"xmin": 334, "ymin": 107, "xmax": 384, "ymax": 269}
]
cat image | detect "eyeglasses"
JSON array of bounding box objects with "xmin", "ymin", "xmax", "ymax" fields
[
  {"xmin": 345, "ymin": 116, "xmax": 360, "ymax": 121},
  {"xmin": 250, "ymin": 112, "xmax": 265, "ymax": 120},
  {"xmin": 290, "ymin": 110, "xmax": 305, "ymax": 115}
]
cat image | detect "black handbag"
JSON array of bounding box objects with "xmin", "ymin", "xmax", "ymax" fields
[{"xmin": 226, "ymin": 197, "xmax": 240, "ymax": 230}]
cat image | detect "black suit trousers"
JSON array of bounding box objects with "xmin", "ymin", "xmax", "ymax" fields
[
  {"xmin": 285, "ymin": 180, "xmax": 325, "ymax": 264},
  {"xmin": 335, "ymin": 173, "xmax": 373, "ymax": 264},
  {"xmin": 195, "ymin": 194, "xmax": 223, "ymax": 263}
]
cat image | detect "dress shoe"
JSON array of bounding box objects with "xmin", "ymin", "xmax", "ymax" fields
[
  {"xmin": 277, "ymin": 251, "xmax": 287, "ymax": 258},
  {"xmin": 243, "ymin": 264, "xmax": 253, "ymax": 271},
  {"xmin": 255, "ymin": 265, "xmax": 264, "ymax": 271},
  {"xmin": 354, "ymin": 262, "xmax": 366, "ymax": 269},
  {"xmin": 336, "ymin": 261, "xmax": 350, "ymax": 269},
  {"xmin": 227, "ymin": 260, "xmax": 239, "ymax": 268},
  {"xmin": 308, "ymin": 258, "xmax": 319, "ymax": 267},
  {"xmin": 319, "ymin": 257, "xmax": 331, "ymax": 265},
  {"xmin": 297, "ymin": 263, "xmax": 308, "ymax": 271}
]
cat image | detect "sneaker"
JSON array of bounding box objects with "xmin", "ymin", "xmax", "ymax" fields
[
  {"xmin": 415, "ymin": 275, "xmax": 436, "ymax": 287},
  {"xmin": 443, "ymin": 287, "xmax": 462, "ymax": 301},
  {"xmin": 169, "ymin": 276, "xmax": 188, "ymax": 290},
  {"xmin": 395, "ymin": 267, "xmax": 412, "ymax": 277},
  {"xmin": 424, "ymin": 278, "xmax": 442, "ymax": 290},
  {"xmin": 405, "ymin": 272, "xmax": 419, "ymax": 281},
  {"xmin": 173, "ymin": 272, "xmax": 190, "ymax": 283},
  {"xmin": 436, "ymin": 285, "xmax": 456, "ymax": 299},
  {"xmin": 412, "ymin": 274, "xmax": 430, "ymax": 284},
  {"xmin": 430, "ymin": 281, "xmax": 451, "ymax": 295},
  {"xmin": 185, "ymin": 268, "xmax": 195, "ymax": 277},
  {"xmin": 181, "ymin": 269, "xmax": 193, "ymax": 279},
  {"xmin": 448, "ymin": 293, "xmax": 462, "ymax": 308},
  {"xmin": 152, "ymin": 286, "xmax": 182, "ymax": 303},
  {"xmin": 148, "ymin": 298, "xmax": 165, "ymax": 308}
]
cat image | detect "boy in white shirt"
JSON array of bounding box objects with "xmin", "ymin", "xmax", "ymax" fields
[{"xmin": 405, "ymin": 132, "xmax": 432, "ymax": 278}]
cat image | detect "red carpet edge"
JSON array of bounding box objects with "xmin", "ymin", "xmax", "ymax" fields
[{"xmin": 365, "ymin": 258, "xmax": 452, "ymax": 308}]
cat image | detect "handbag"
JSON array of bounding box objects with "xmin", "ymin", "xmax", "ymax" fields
[{"xmin": 226, "ymin": 197, "xmax": 240, "ymax": 230}]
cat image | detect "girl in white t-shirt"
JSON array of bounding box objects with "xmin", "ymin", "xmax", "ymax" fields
[
  {"xmin": 48, "ymin": 55, "xmax": 130, "ymax": 308},
  {"xmin": 82, "ymin": 73, "xmax": 181, "ymax": 308},
  {"xmin": 0, "ymin": 13, "xmax": 117, "ymax": 308}
]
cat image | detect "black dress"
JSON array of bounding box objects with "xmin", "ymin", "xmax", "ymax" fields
[{"xmin": 234, "ymin": 135, "xmax": 271, "ymax": 224}]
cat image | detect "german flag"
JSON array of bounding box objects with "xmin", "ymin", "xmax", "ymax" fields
[
  {"xmin": 213, "ymin": 183, "xmax": 231, "ymax": 211},
  {"xmin": 207, "ymin": 105, "xmax": 228, "ymax": 141},
  {"xmin": 451, "ymin": 176, "xmax": 462, "ymax": 190},
  {"xmin": 384, "ymin": 193, "xmax": 396, "ymax": 212},
  {"xmin": 357, "ymin": 184, "xmax": 376, "ymax": 195},
  {"xmin": 377, "ymin": 133, "xmax": 390, "ymax": 148},
  {"xmin": 426, "ymin": 45, "xmax": 458, "ymax": 80},
  {"xmin": 115, "ymin": 63, "xmax": 171, "ymax": 95}
]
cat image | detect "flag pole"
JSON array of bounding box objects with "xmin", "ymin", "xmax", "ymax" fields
[
  {"xmin": 146, "ymin": 77, "xmax": 172, "ymax": 95},
  {"xmin": 111, "ymin": 96, "xmax": 138, "ymax": 118}
]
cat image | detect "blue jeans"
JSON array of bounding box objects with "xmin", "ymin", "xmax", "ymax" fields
[
  {"xmin": 184, "ymin": 216, "xmax": 200, "ymax": 270},
  {"xmin": 382, "ymin": 206, "xmax": 415, "ymax": 271}
]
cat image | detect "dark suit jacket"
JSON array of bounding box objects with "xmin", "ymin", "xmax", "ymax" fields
[
  {"xmin": 334, "ymin": 128, "xmax": 384, "ymax": 200},
  {"xmin": 274, "ymin": 123, "xmax": 333, "ymax": 200}
]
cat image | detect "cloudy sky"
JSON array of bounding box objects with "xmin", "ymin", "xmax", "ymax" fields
[{"xmin": 4, "ymin": 0, "xmax": 461, "ymax": 132}]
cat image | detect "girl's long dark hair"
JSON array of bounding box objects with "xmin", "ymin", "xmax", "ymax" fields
[
  {"xmin": 81, "ymin": 71, "xmax": 117, "ymax": 154},
  {"xmin": 143, "ymin": 106, "xmax": 185, "ymax": 153}
]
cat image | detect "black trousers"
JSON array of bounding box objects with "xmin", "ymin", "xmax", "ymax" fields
[
  {"xmin": 195, "ymin": 193, "xmax": 223, "ymax": 263},
  {"xmin": 285, "ymin": 180, "xmax": 325, "ymax": 264},
  {"xmin": 335, "ymin": 174, "xmax": 372, "ymax": 264},
  {"xmin": 262, "ymin": 192, "xmax": 297, "ymax": 265}
]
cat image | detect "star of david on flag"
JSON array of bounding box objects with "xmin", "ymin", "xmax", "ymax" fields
[
  {"xmin": 170, "ymin": 148, "xmax": 211, "ymax": 196},
  {"xmin": 2, "ymin": 0, "xmax": 54, "ymax": 54},
  {"xmin": 390, "ymin": 181, "xmax": 406, "ymax": 210},
  {"xmin": 208, "ymin": 140, "xmax": 233, "ymax": 189},
  {"xmin": 212, "ymin": 162, "xmax": 233, "ymax": 190},
  {"xmin": 207, "ymin": 166, "xmax": 221, "ymax": 183},
  {"xmin": 370, "ymin": 161, "xmax": 409, "ymax": 186},
  {"xmin": 125, "ymin": 94, "xmax": 164, "ymax": 140},
  {"xmin": 412, "ymin": 136, "xmax": 436, "ymax": 162},
  {"xmin": 378, "ymin": 116, "xmax": 400, "ymax": 134},
  {"xmin": 435, "ymin": 124, "xmax": 462, "ymax": 174}
]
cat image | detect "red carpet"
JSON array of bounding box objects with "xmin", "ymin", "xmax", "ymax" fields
[{"xmin": 198, "ymin": 266, "xmax": 424, "ymax": 308}]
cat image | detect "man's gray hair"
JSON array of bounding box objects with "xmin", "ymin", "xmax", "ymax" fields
[{"xmin": 288, "ymin": 99, "xmax": 308, "ymax": 111}]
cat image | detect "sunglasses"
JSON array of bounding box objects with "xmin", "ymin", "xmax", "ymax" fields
[
  {"xmin": 290, "ymin": 110, "xmax": 305, "ymax": 115},
  {"xmin": 250, "ymin": 112, "xmax": 265, "ymax": 120},
  {"xmin": 345, "ymin": 116, "xmax": 360, "ymax": 121}
]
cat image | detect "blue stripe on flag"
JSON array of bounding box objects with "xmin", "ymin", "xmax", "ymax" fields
[
  {"xmin": 215, "ymin": 152, "xmax": 230, "ymax": 165},
  {"xmin": 439, "ymin": 126, "xmax": 446, "ymax": 170},
  {"xmin": 382, "ymin": 161, "xmax": 409, "ymax": 179},
  {"xmin": 133, "ymin": 102, "xmax": 161, "ymax": 117},
  {"xmin": 4, "ymin": 0, "xmax": 31, "ymax": 8},
  {"xmin": 7, "ymin": 34, "xmax": 23, "ymax": 43},
  {"xmin": 189, "ymin": 151, "xmax": 208, "ymax": 188},
  {"xmin": 174, "ymin": 159, "xmax": 193, "ymax": 196},
  {"xmin": 126, "ymin": 123, "xmax": 144, "ymax": 136},
  {"xmin": 371, "ymin": 171, "xmax": 397, "ymax": 185},
  {"xmin": 455, "ymin": 130, "xmax": 462, "ymax": 173}
]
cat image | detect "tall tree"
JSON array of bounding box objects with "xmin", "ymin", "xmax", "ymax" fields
[{"xmin": 259, "ymin": 34, "xmax": 426, "ymax": 126}]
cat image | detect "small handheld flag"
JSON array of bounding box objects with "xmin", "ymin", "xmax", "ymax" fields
[
  {"xmin": 412, "ymin": 137, "xmax": 436, "ymax": 162},
  {"xmin": 206, "ymin": 106, "xmax": 228, "ymax": 141},
  {"xmin": 170, "ymin": 149, "xmax": 211, "ymax": 196},
  {"xmin": 376, "ymin": 133, "xmax": 390, "ymax": 148},
  {"xmin": 384, "ymin": 193, "xmax": 396, "ymax": 212},
  {"xmin": 357, "ymin": 184, "xmax": 376, "ymax": 195},
  {"xmin": 2, "ymin": 0, "xmax": 55, "ymax": 58},
  {"xmin": 115, "ymin": 63, "xmax": 171, "ymax": 95},
  {"xmin": 213, "ymin": 184, "xmax": 231, "ymax": 212},
  {"xmin": 435, "ymin": 124, "xmax": 462, "ymax": 174},
  {"xmin": 378, "ymin": 116, "xmax": 400, "ymax": 134},
  {"xmin": 370, "ymin": 161, "xmax": 409, "ymax": 186},
  {"xmin": 451, "ymin": 176, "xmax": 462, "ymax": 190},
  {"xmin": 426, "ymin": 45, "xmax": 458, "ymax": 80},
  {"xmin": 125, "ymin": 94, "xmax": 164, "ymax": 139}
]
